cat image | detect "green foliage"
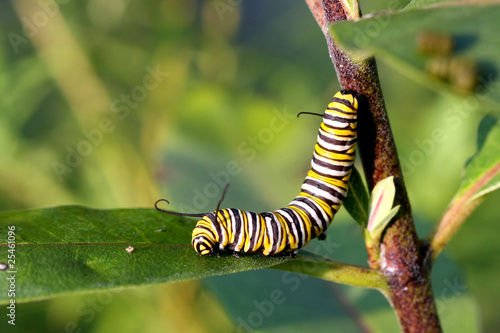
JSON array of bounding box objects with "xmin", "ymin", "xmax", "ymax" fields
[
  {"xmin": 344, "ymin": 167, "xmax": 369, "ymax": 225},
  {"xmin": 340, "ymin": 0, "xmax": 360, "ymax": 19},
  {"xmin": 366, "ymin": 176, "xmax": 400, "ymax": 244},
  {"xmin": 405, "ymin": 0, "xmax": 483, "ymax": 11},
  {"xmin": 0, "ymin": 206, "xmax": 291, "ymax": 304},
  {"xmin": 344, "ymin": 171, "xmax": 402, "ymax": 244},
  {"xmin": 457, "ymin": 115, "xmax": 500, "ymax": 201},
  {"xmin": 1, "ymin": 0, "xmax": 499, "ymax": 331},
  {"xmin": 331, "ymin": 4, "xmax": 500, "ymax": 109}
]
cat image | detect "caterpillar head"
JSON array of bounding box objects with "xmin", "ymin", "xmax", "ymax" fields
[
  {"xmin": 192, "ymin": 234, "xmax": 214, "ymax": 255},
  {"xmin": 191, "ymin": 215, "xmax": 218, "ymax": 256},
  {"xmin": 155, "ymin": 184, "xmax": 230, "ymax": 257}
]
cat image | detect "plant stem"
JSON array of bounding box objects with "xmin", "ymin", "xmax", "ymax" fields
[
  {"xmin": 304, "ymin": 1, "xmax": 442, "ymax": 331},
  {"xmin": 273, "ymin": 255, "xmax": 388, "ymax": 293}
]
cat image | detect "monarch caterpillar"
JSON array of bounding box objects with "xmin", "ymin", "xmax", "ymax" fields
[{"xmin": 156, "ymin": 91, "xmax": 358, "ymax": 256}]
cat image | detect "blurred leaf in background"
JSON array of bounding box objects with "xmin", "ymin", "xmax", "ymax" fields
[{"xmin": 0, "ymin": 0, "xmax": 499, "ymax": 332}]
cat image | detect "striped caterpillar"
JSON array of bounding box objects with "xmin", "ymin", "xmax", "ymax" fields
[{"xmin": 156, "ymin": 91, "xmax": 358, "ymax": 256}]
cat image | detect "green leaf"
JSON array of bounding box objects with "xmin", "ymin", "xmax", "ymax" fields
[
  {"xmin": 344, "ymin": 166, "xmax": 369, "ymax": 226},
  {"xmin": 428, "ymin": 115, "xmax": 500, "ymax": 261},
  {"xmin": 368, "ymin": 205, "xmax": 401, "ymax": 244},
  {"xmin": 330, "ymin": 4, "xmax": 500, "ymax": 108},
  {"xmin": 0, "ymin": 206, "xmax": 291, "ymax": 304},
  {"xmin": 405, "ymin": 0, "xmax": 484, "ymax": 11},
  {"xmin": 457, "ymin": 115, "xmax": 500, "ymax": 201},
  {"xmin": 339, "ymin": 0, "xmax": 360, "ymax": 20},
  {"xmin": 367, "ymin": 176, "xmax": 401, "ymax": 243}
]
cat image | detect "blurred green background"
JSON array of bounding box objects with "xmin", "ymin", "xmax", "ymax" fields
[{"xmin": 1, "ymin": 0, "xmax": 499, "ymax": 332}]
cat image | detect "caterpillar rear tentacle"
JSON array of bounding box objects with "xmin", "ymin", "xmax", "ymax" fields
[{"xmin": 156, "ymin": 91, "xmax": 358, "ymax": 256}]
